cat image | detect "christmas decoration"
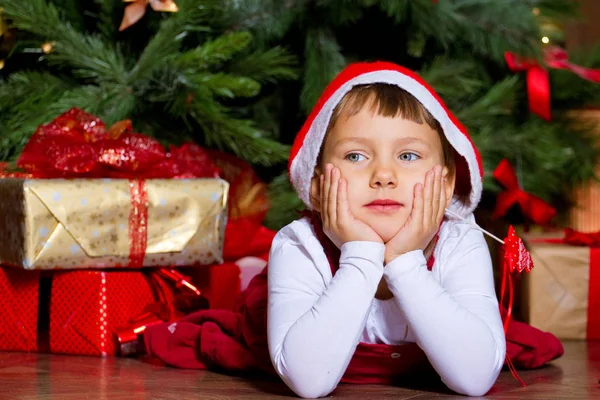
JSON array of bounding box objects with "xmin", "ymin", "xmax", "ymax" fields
[
  {"xmin": 505, "ymin": 47, "xmax": 600, "ymax": 121},
  {"xmin": 0, "ymin": 108, "xmax": 229, "ymax": 270},
  {"xmin": 522, "ymin": 230, "xmax": 600, "ymax": 340},
  {"xmin": 492, "ymin": 159, "xmax": 557, "ymax": 225},
  {"xmin": 119, "ymin": 0, "xmax": 179, "ymax": 31}
]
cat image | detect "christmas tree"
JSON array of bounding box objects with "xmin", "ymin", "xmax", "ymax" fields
[
  {"xmin": 226, "ymin": 0, "xmax": 600, "ymax": 228},
  {"xmin": 0, "ymin": 0, "xmax": 296, "ymax": 167},
  {"xmin": 1, "ymin": 1, "xmax": 599, "ymax": 230}
]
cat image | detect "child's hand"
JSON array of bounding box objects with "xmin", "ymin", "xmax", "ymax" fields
[
  {"xmin": 384, "ymin": 165, "xmax": 446, "ymax": 264},
  {"xmin": 321, "ymin": 164, "xmax": 383, "ymax": 248}
]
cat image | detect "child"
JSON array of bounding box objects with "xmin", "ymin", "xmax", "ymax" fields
[{"xmin": 268, "ymin": 61, "xmax": 506, "ymax": 398}]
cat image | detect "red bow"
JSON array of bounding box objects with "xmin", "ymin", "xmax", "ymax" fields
[
  {"xmin": 492, "ymin": 159, "xmax": 556, "ymax": 225},
  {"xmin": 13, "ymin": 108, "xmax": 220, "ymax": 179},
  {"xmin": 505, "ymin": 47, "xmax": 600, "ymax": 121}
]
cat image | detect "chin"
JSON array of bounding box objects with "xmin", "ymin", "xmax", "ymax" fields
[{"xmin": 371, "ymin": 225, "xmax": 401, "ymax": 243}]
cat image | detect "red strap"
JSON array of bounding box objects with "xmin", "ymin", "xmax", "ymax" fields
[{"xmin": 587, "ymin": 248, "xmax": 600, "ymax": 338}]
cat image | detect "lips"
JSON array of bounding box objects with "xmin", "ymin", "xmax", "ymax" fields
[{"xmin": 364, "ymin": 199, "xmax": 403, "ymax": 212}]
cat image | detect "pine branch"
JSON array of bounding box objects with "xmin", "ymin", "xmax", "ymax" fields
[
  {"xmin": 411, "ymin": 0, "xmax": 542, "ymax": 61},
  {"xmin": 176, "ymin": 31, "xmax": 253, "ymax": 69},
  {"xmin": 473, "ymin": 118, "xmax": 597, "ymax": 201},
  {"xmin": 550, "ymin": 45, "xmax": 600, "ymax": 107},
  {"xmin": 198, "ymin": 73, "xmax": 261, "ymax": 98},
  {"xmin": 419, "ymin": 58, "xmax": 486, "ymax": 105},
  {"xmin": 264, "ymin": 173, "xmax": 304, "ymax": 230},
  {"xmin": 94, "ymin": 0, "xmax": 120, "ymax": 40},
  {"xmin": 378, "ymin": 0, "xmax": 410, "ymax": 23},
  {"xmin": 224, "ymin": 0, "xmax": 309, "ymax": 44},
  {"xmin": 226, "ymin": 46, "xmax": 298, "ymax": 83},
  {"xmin": 0, "ymin": 0, "xmax": 128, "ymax": 84},
  {"xmin": 457, "ymin": 77, "xmax": 518, "ymax": 125},
  {"xmin": 301, "ymin": 27, "xmax": 345, "ymax": 113},
  {"xmin": 52, "ymin": 0, "xmax": 86, "ymax": 31},
  {"xmin": 128, "ymin": 0, "xmax": 215, "ymax": 83}
]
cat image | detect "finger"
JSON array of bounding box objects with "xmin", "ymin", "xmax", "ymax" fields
[
  {"xmin": 422, "ymin": 169, "xmax": 434, "ymax": 227},
  {"xmin": 437, "ymin": 175, "xmax": 447, "ymax": 223},
  {"xmin": 329, "ymin": 167, "xmax": 339, "ymax": 226},
  {"xmin": 322, "ymin": 164, "xmax": 331, "ymax": 227},
  {"xmin": 337, "ymin": 177, "xmax": 349, "ymax": 226},
  {"xmin": 412, "ymin": 182, "xmax": 424, "ymax": 227},
  {"xmin": 432, "ymin": 165, "xmax": 442, "ymax": 224}
]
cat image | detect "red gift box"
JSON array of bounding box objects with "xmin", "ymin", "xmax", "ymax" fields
[
  {"xmin": 49, "ymin": 270, "xmax": 175, "ymax": 356},
  {"xmin": 0, "ymin": 267, "xmax": 188, "ymax": 356}
]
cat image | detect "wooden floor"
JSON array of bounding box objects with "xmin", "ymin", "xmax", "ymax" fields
[{"xmin": 0, "ymin": 340, "xmax": 598, "ymax": 399}]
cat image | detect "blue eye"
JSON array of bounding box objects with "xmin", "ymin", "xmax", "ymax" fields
[
  {"xmin": 346, "ymin": 153, "xmax": 366, "ymax": 162},
  {"xmin": 399, "ymin": 152, "xmax": 419, "ymax": 162}
]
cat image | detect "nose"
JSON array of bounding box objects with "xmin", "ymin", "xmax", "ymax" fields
[{"xmin": 369, "ymin": 163, "xmax": 397, "ymax": 188}]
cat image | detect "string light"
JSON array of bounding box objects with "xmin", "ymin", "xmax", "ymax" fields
[
  {"xmin": 541, "ymin": 36, "xmax": 550, "ymax": 44},
  {"xmin": 41, "ymin": 42, "xmax": 54, "ymax": 54},
  {"xmin": 0, "ymin": 60, "xmax": 4, "ymax": 70}
]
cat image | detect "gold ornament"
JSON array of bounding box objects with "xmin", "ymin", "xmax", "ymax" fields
[{"xmin": 119, "ymin": 0, "xmax": 179, "ymax": 31}]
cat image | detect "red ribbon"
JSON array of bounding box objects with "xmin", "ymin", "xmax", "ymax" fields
[
  {"xmin": 3, "ymin": 107, "xmax": 221, "ymax": 268},
  {"xmin": 562, "ymin": 228, "xmax": 600, "ymax": 247},
  {"xmin": 492, "ymin": 158, "xmax": 556, "ymax": 225},
  {"xmin": 505, "ymin": 47, "xmax": 600, "ymax": 121},
  {"xmin": 589, "ymin": 248, "xmax": 600, "ymax": 339}
]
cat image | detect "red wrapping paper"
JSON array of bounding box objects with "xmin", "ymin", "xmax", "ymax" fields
[
  {"xmin": 0, "ymin": 266, "xmax": 179, "ymax": 356},
  {"xmin": 0, "ymin": 268, "xmax": 39, "ymax": 352},
  {"xmin": 49, "ymin": 270, "xmax": 175, "ymax": 356}
]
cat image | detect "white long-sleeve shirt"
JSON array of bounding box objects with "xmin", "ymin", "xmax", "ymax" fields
[{"xmin": 267, "ymin": 216, "xmax": 506, "ymax": 398}]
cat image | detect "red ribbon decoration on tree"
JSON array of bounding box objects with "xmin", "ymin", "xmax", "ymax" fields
[
  {"xmin": 492, "ymin": 158, "xmax": 556, "ymax": 225},
  {"xmin": 505, "ymin": 46, "xmax": 600, "ymax": 121}
]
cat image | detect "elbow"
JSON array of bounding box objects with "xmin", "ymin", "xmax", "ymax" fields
[
  {"xmin": 289, "ymin": 381, "xmax": 336, "ymax": 399},
  {"xmin": 272, "ymin": 355, "xmax": 337, "ymax": 398},
  {"xmin": 443, "ymin": 363, "xmax": 502, "ymax": 397},
  {"xmin": 445, "ymin": 375, "xmax": 494, "ymax": 397}
]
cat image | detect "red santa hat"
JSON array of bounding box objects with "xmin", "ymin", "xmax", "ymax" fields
[{"xmin": 288, "ymin": 61, "xmax": 483, "ymax": 217}]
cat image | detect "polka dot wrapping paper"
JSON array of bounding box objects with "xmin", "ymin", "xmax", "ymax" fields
[{"xmin": 0, "ymin": 178, "xmax": 229, "ymax": 270}]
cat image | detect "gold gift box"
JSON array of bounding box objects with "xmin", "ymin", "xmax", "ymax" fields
[
  {"xmin": 521, "ymin": 232, "xmax": 594, "ymax": 339},
  {"xmin": 0, "ymin": 178, "xmax": 229, "ymax": 270}
]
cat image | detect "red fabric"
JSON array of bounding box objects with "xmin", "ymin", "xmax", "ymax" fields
[
  {"xmin": 492, "ymin": 159, "xmax": 556, "ymax": 225},
  {"xmin": 144, "ymin": 218, "xmax": 564, "ymax": 380},
  {"xmin": 505, "ymin": 317, "xmax": 563, "ymax": 369},
  {"xmin": 287, "ymin": 61, "xmax": 482, "ymax": 201},
  {"xmin": 0, "ymin": 268, "xmax": 40, "ymax": 352}
]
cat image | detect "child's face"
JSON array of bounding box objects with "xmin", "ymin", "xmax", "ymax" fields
[{"xmin": 311, "ymin": 107, "xmax": 455, "ymax": 242}]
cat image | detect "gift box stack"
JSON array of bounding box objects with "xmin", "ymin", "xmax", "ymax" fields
[{"xmin": 0, "ymin": 108, "xmax": 272, "ymax": 357}]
